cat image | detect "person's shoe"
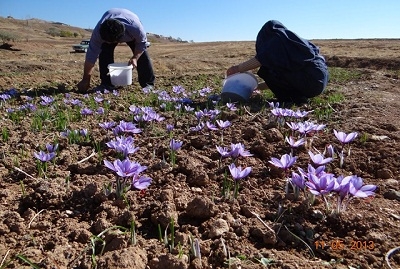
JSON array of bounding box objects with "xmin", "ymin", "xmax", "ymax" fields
[{"xmin": 142, "ymin": 85, "xmax": 154, "ymax": 93}]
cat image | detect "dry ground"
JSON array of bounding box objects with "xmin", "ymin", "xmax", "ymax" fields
[{"xmin": 0, "ymin": 34, "xmax": 399, "ymax": 269}]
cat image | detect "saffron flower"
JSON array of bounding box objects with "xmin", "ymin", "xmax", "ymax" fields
[
  {"xmin": 216, "ymin": 120, "xmax": 231, "ymax": 129},
  {"xmin": 349, "ymin": 176, "xmax": 377, "ymax": 198},
  {"xmin": 228, "ymin": 163, "xmax": 252, "ymax": 198},
  {"xmin": 229, "ymin": 143, "xmax": 253, "ymax": 159},
  {"xmin": 334, "ymin": 130, "xmax": 358, "ymax": 144},
  {"xmin": 166, "ymin": 124, "xmax": 174, "ymax": 132},
  {"xmin": 324, "ymin": 144, "xmax": 335, "ymax": 158},
  {"xmin": 269, "ymin": 154, "xmax": 297, "ymax": 171},
  {"xmin": 81, "ymin": 108, "xmax": 93, "ymax": 115},
  {"xmin": 169, "ymin": 139, "xmax": 183, "ymax": 151},
  {"xmin": 228, "ymin": 163, "xmax": 252, "ymax": 181},
  {"xmin": 34, "ymin": 151, "xmax": 56, "ymax": 162},
  {"xmin": 216, "ymin": 145, "xmax": 231, "ymax": 158},
  {"xmin": 289, "ymin": 171, "xmax": 306, "ymax": 199},
  {"xmin": 308, "ymin": 151, "xmax": 333, "ymax": 167},
  {"xmin": 290, "ymin": 171, "xmax": 306, "ymax": 190},
  {"xmin": 34, "ymin": 150, "xmax": 56, "ymax": 177},
  {"xmin": 99, "ymin": 121, "xmax": 116, "ymax": 130},
  {"xmin": 306, "ymin": 173, "xmax": 336, "ymax": 196},
  {"xmin": 132, "ymin": 174, "xmax": 152, "ymax": 190},
  {"xmin": 104, "ymin": 158, "xmax": 146, "ymax": 178},
  {"xmin": 40, "ymin": 95, "xmax": 54, "ymax": 106},
  {"xmin": 189, "ymin": 122, "xmax": 205, "ymax": 132},
  {"xmin": 206, "ymin": 121, "xmax": 218, "ymax": 131},
  {"xmin": 117, "ymin": 120, "xmax": 142, "ymax": 134},
  {"xmin": 106, "ymin": 136, "xmax": 139, "ymax": 158},
  {"xmin": 285, "ymin": 136, "xmax": 305, "ymax": 148},
  {"xmin": 226, "ymin": 103, "xmax": 237, "ymax": 111},
  {"xmin": 45, "ymin": 143, "xmax": 58, "ymax": 153},
  {"xmin": 169, "ymin": 139, "xmax": 183, "ymax": 166}
]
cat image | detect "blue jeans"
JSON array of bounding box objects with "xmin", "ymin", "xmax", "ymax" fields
[{"xmin": 99, "ymin": 42, "xmax": 155, "ymax": 88}]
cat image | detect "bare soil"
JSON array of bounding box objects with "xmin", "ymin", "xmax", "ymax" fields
[{"xmin": 0, "ymin": 33, "xmax": 399, "ymax": 269}]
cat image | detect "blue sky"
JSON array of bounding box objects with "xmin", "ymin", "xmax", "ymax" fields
[{"xmin": 0, "ymin": 0, "xmax": 399, "ymax": 42}]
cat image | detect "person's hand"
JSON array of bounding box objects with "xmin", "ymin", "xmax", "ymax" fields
[
  {"xmin": 226, "ymin": 65, "xmax": 240, "ymax": 77},
  {"xmin": 77, "ymin": 78, "xmax": 90, "ymax": 92},
  {"xmin": 128, "ymin": 57, "xmax": 138, "ymax": 69}
]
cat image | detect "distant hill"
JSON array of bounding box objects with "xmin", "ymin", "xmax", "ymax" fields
[{"xmin": 0, "ymin": 16, "xmax": 187, "ymax": 43}]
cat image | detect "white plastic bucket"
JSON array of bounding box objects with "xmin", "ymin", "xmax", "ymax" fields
[
  {"xmin": 221, "ymin": 72, "xmax": 258, "ymax": 103},
  {"xmin": 107, "ymin": 63, "xmax": 133, "ymax": 86}
]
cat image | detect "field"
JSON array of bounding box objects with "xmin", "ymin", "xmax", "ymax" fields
[{"xmin": 0, "ymin": 18, "xmax": 400, "ymax": 269}]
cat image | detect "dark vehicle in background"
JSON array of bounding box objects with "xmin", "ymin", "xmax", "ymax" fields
[{"xmin": 72, "ymin": 40, "xmax": 90, "ymax": 52}]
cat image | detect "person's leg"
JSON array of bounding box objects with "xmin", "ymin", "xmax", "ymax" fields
[
  {"xmin": 127, "ymin": 41, "xmax": 155, "ymax": 88},
  {"xmin": 257, "ymin": 66, "xmax": 293, "ymax": 102},
  {"xmin": 137, "ymin": 50, "xmax": 155, "ymax": 88},
  {"xmin": 99, "ymin": 42, "xmax": 117, "ymax": 86}
]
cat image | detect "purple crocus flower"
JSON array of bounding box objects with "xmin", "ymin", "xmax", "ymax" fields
[
  {"xmin": 80, "ymin": 129, "xmax": 88, "ymax": 136},
  {"xmin": 169, "ymin": 139, "xmax": 183, "ymax": 151},
  {"xmin": 0, "ymin": 93, "xmax": 11, "ymax": 101},
  {"xmin": 81, "ymin": 108, "xmax": 93, "ymax": 115},
  {"xmin": 166, "ymin": 124, "xmax": 174, "ymax": 133},
  {"xmin": 306, "ymin": 173, "xmax": 336, "ymax": 196},
  {"xmin": 194, "ymin": 111, "xmax": 204, "ymax": 121},
  {"xmin": 285, "ymin": 136, "xmax": 305, "ymax": 148},
  {"xmin": 99, "ymin": 121, "xmax": 116, "ymax": 130},
  {"xmin": 106, "ymin": 136, "xmax": 139, "ymax": 157},
  {"xmin": 226, "ymin": 103, "xmax": 237, "ymax": 111},
  {"xmin": 349, "ymin": 176, "xmax": 377, "ymax": 198},
  {"xmin": 184, "ymin": 105, "xmax": 194, "ymax": 112},
  {"xmin": 70, "ymin": 99, "xmax": 82, "ymax": 106},
  {"xmin": 199, "ymin": 87, "xmax": 212, "ymax": 97},
  {"xmin": 34, "ymin": 151, "xmax": 56, "ymax": 162},
  {"xmin": 129, "ymin": 105, "xmax": 141, "ymax": 115},
  {"xmin": 292, "ymin": 109, "xmax": 312, "ymax": 118},
  {"xmin": 271, "ymin": 107, "xmax": 292, "ymax": 117},
  {"xmin": 269, "ymin": 154, "xmax": 297, "ymax": 170},
  {"xmin": 229, "ymin": 143, "xmax": 253, "ymax": 158},
  {"xmin": 94, "ymin": 96, "xmax": 103, "ymax": 103},
  {"xmin": 286, "ymin": 122, "xmax": 299, "ymax": 131},
  {"xmin": 45, "ymin": 143, "xmax": 58, "ymax": 153},
  {"xmin": 268, "ymin": 101, "xmax": 280, "ymax": 108},
  {"xmin": 40, "ymin": 95, "xmax": 54, "ymax": 105},
  {"xmin": 216, "ymin": 145, "xmax": 231, "ymax": 158},
  {"xmin": 206, "ymin": 121, "xmax": 219, "ymax": 131},
  {"xmin": 117, "ymin": 120, "xmax": 142, "ymax": 134},
  {"xmin": 325, "ymin": 144, "xmax": 335, "ymax": 158},
  {"xmin": 104, "ymin": 159, "xmax": 147, "ymax": 178},
  {"xmin": 308, "ymin": 151, "xmax": 333, "ymax": 167},
  {"xmin": 152, "ymin": 113, "xmax": 165, "ymax": 122},
  {"xmin": 96, "ymin": 107, "xmax": 105, "ymax": 115},
  {"xmin": 228, "ymin": 163, "xmax": 252, "ymax": 181},
  {"xmin": 334, "ymin": 130, "xmax": 358, "ymax": 144},
  {"xmin": 333, "ymin": 175, "xmax": 352, "ymax": 200},
  {"xmin": 189, "ymin": 122, "xmax": 205, "ymax": 132},
  {"xmin": 216, "ymin": 120, "xmax": 231, "ymax": 129},
  {"xmin": 132, "ymin": 175, "xmax": 152, "ymax": 190},
  {"xmin": 290, "ymin": 171, "xmax": 306, "ymax": 190},
  {"xmin": 298, "ymin": 164, "xmax": 327, "ymax": 178}
]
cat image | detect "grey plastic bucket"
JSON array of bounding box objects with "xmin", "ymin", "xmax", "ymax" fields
[{"xmin": 221, "ymin": 72, "xmax": 258, "ymax": 103}]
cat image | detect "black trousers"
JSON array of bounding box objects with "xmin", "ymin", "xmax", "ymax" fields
[{"xmin": 99, "ymin": 41, "xmax": 155, "ymax": 88}]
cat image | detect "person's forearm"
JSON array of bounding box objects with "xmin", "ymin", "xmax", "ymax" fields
[
  {"xmin": 238, "ymin": 57, "xmax": 261, "ymax": 72},
  {"xmin": 131, "ymin": 51, "xmax": 143, "ymax": 61},
  {"xmin": 82, "ymin": 61, "xmax": 95, "ymax": 80}
]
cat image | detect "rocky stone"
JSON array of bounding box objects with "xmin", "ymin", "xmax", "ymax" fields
[
  {"xmin": 208, "ymin": 218, "xmax": 229, "ymax": 238},
  {"xmin": 383, "ymin": 189, "xmax": 400, "ymax": 201}
]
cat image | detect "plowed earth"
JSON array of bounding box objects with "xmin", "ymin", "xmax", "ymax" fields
[{"xmin": 0, "ymin": 38, "xmax": 399, "ymax": 269}]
